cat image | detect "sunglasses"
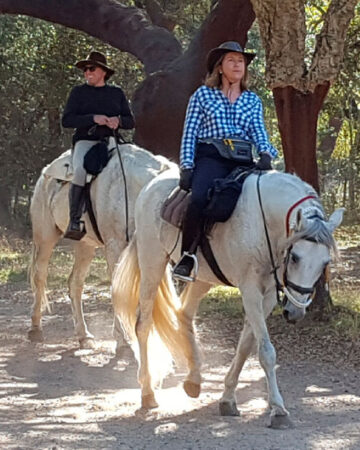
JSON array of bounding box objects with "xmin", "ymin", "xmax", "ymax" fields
[{"xmin": 83, "ymin": 65, "xmax": 97, "ymax": 73}]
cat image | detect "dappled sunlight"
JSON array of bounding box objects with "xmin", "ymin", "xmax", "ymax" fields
[
  {"xmin": 302, "ymin": 393, "xmax": 360, "ymax": 411},
  {"xmin": 306, "ymin": 385, "xmax": 332, "ymax": 394},
  {"xmin": 154, "ymin": 421, "xmax": 179, "ymax": 435}
]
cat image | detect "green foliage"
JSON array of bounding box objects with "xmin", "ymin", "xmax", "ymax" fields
[{"xmin": 318, "ymin": 3, "xmax": 360, "ymax": 221}]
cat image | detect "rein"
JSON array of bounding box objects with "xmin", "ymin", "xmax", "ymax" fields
[
  {"xmin": 113, "ymin": 130, "xmax": 130, "ymax": 243},
  {"xmin": 256, "ymin": 173, "xmax": 283, "ymax": 305},
  {"xmin": 256, "ymin": 173, "xmax": 320, "ymax": 309}
]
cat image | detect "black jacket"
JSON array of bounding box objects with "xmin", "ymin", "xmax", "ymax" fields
[{"xmin": 62, "ymin": 83, "xmax": 135, "ymax": 144}]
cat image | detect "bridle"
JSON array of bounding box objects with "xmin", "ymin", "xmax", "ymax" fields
[{"xmin": 256, "ymin": 174, "xmax": 327, "ymax": 310}]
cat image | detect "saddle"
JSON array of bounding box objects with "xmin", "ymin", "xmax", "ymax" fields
[
  {"xmin": 160, "ymin": 166, "xmax": 253, "ymax": 229},
  {"xmin": 161, "ymin": 167, "xmax": 253, "ymax": 285},
  {"xmin": 43, "ymin": 147, "xmax": 116, "ymax": 244}
]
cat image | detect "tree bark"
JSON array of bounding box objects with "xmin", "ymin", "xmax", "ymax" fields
[{"xmin": 273, "ymin": 84, "xmax": 330, "ymax": 191}]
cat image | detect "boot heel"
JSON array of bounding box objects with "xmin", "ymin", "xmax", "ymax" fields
[{"xmin": 64, "ymin": 220, "xmax": 86, "ymax": 240}]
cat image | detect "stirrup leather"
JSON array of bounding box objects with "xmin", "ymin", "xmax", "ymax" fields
[{"xmin": 172, "ymin": 252, "xmax": 199, "ymax": 282}]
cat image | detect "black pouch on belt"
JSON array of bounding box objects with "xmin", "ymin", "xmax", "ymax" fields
[{"xmin": 199, "ymin": 137, "xmax": 253, "ymax": 164}]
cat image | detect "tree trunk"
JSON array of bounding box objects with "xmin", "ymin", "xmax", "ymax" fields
[
  {"xmin": 273, "ymin": 84, "xmax": 330, "ymax": 192},
  {"xmin": 0, "ymin": 184, "xmax": 12, "ymax": 226}
]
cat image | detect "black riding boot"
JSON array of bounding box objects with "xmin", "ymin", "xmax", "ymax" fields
[
  {"xmin": 173, "ymin": 202, "xmax": 203, "ymax": 281},
  {"xmin": 64, "ymin": 183, "xmax": 86, "ymax": 240}
]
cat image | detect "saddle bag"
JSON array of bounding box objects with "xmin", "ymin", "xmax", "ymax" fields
[
  {"xmin": 199, "ymin": 138, "xmax": 253, "ymax": 164},
  {"xmin": 204, "ymin": 168, "xmax": 252, "ymax": 222},
  {"xmin": 83, "ymin": 141, "xmax": 110, "ymax": 176}
]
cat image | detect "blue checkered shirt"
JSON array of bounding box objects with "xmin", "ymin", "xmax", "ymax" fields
[{"xmin": 180, "ymin": 86, "xmax": 278, "ymax": 169}]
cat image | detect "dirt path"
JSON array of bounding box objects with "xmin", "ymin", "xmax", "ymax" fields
[{"xmin": 0, "ymin": 283, "xmax": 359, "ymax": 450}]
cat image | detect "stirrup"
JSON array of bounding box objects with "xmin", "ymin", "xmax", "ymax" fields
[
  {"xmin": 172, "ymin": 252, "xmax": 199, "ymax": 283},
  {"xmin": 64, "ymin": 220, "xmax": 86, "ymax": 241}
]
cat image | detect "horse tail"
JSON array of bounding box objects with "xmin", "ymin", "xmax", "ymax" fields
[
  {"xmin": 112, "ymin": 236, "xmax": 140, "ymax": 346},
  {"xmin": 112, "ymin": 235, "xmax": 187, "ymax": 382}
]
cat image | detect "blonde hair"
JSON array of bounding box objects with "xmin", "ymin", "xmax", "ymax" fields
[{"xmin": 205, "ymin": 54, "xmax": 249, "ymax": 90}]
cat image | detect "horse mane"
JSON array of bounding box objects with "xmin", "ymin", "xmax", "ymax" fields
[{"xmin": 285, "ymin": 181, "xmax": 339, "ymax": 258}]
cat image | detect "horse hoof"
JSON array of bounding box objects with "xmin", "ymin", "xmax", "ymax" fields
[
  {"xmin": 79, "ymin": 338, "xmax": 96, "ymax": 349},
  {"xmin": 183, "ymin": 380, "xmax": 201, "ymax": 398},
  {"xmin": 141, "ymin": 394, "xmax": 158, "ymax": 409},
  {"xmin": 219, "ymin": 400, "xmax": 240, "ymax": 416},
  {"xmin": 269, "ymin": 414, "xmax": 293, "ymax": 429},
  {"xmin": 28, "ymin": 328, "xmax": 44, "ymax": 342}
]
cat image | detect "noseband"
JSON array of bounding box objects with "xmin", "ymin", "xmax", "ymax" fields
[{"xmin": 282, "ymin": 239, "xmax": 326, "ymax": 309}]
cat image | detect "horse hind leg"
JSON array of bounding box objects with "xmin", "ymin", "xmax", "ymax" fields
[
  {"xmin": 28, "ymin": 232, "xmax": 60, "ymax": 342},
  {"xmin": 68, "ymin": 241, "xmax": 96, "ymax": 349},
  {"xmin": 103, "ymin": 240, "xmax": 129, "ymax": 353},
  {"xmin": 178, "ymin": 280, "xmax": 212, "ymax": 399}
]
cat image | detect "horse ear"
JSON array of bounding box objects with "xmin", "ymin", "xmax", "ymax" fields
[{"xmin": 327, "ymin": 208, "xmax": 345, "ymax": 232}]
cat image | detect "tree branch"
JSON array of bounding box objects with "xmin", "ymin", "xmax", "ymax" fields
[
  {"xmin": 0, "ymin": 0, "xmax": 182, "ymax": 73},
  {"xmin": 309, "ymin": 0, "xmax": 358, "ymax": 88}
]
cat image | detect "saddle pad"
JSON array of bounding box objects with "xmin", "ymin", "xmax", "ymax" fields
[
  {"xmin": 42, "ymin": 149, "xmax": 73, "ymax": 181},
  {"xmin": 160, "ymin": 186, "xmax": 190, "ymax": 228}
]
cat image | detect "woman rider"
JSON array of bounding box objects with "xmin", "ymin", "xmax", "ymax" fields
[{"xmin": 173, "ymin": 41, "xmax": 278, "ymax": 281}]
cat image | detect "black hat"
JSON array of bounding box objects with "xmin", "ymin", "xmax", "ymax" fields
[
  {"xmin": 75, "ymin": 51, "xmax": 115, "ymax": 78},
  {"xmin": 206, "ymin": 41, "xmax": 256, "ymax": 73}
]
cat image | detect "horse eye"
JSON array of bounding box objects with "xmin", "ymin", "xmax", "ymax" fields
[{"xmin": 291, "ymin": 252, "xmax": 300, "ymax": 264}]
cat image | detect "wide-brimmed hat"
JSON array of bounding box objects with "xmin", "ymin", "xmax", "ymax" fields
[
  {"xmin": 207, "ymin": 41, "xmax": 256, "ymax": 73},
  {"xmin": 75, "ymin": 51, "xmax": 115, "ymax": 78}
]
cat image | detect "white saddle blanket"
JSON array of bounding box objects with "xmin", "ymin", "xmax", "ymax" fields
[{"xmin": 42, "ymin": 149, "xmax": 73, "ymax": 181}]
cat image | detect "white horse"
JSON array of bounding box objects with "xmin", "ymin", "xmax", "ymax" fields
[
  {"xmin": 112, "ymin": 167, "xmax": 343, "ymax": 427},
  {"xmin": 29, "ymin": 143, "xmax": 175, "ymax": 348}
]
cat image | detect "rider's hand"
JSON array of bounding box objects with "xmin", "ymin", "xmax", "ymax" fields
[
  {"xmin": 106, "ymin": 116, "xmax": 120, "ymax": 129},
  {"xmin": 93, "ymin": 114, "xmax": 109, "ymax": 126},
  {"xmin": 179, "ymin": 168, "xmax": 193, "ymax": 192},
  {"xmin": 255, "ymin": 152, "xmax": 272, "ymax": 171}
]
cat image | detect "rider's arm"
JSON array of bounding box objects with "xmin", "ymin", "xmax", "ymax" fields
[
  {"xmin": 180, "ymin": 91, "xmax": 203, "ymax": 169},
  {"xmin": 61, "ymin": 86, "xmax": 95, "ymax": 129},
  {"xmin": 249, "ymin": 96, "xmax": 278, "ymax": 158}
]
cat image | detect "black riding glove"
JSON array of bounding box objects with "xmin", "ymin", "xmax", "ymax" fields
[
  {"xmin": 255, "ymin": 153, "xmax": 272, "ymax": 171},
  {"xmin": 179, "ymin": 168, "xmax": 193, "ymax": 192}
]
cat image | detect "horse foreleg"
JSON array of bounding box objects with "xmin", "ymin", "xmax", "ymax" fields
[
  {"xmin": 28, "ymin": 235, "xmax": 59, "ymax": 342},
  {"xmin": 220, "ymin": 289, "xmax": 276, "ymax": 416},
  {"xmin": 68, "ymin": 241, "xmax": 96, "ymax": 348},
  {"xmin": 219, "ymin": 319, "xmax": 255, "ymax": 416},
  {"xmin": 242, "ymin": 286, "xmax": 291, "ymax": 428},
  {"xmin": 178, "ymin": 280, "xmax": 212, "ymax": 398}
]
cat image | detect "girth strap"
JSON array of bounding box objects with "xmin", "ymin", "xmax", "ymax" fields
[
  {"xmin": 200, "ymin": 235, "xmax": 234, "ymax": 287},
  {"xmin": 84, "ymin": 183, "xmax": 104, "ymax": 244}
]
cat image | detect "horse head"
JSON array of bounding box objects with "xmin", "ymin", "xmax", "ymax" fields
[{"xmin": 281, "ymin": 207, "xmax": 344, "ymax": 323}]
